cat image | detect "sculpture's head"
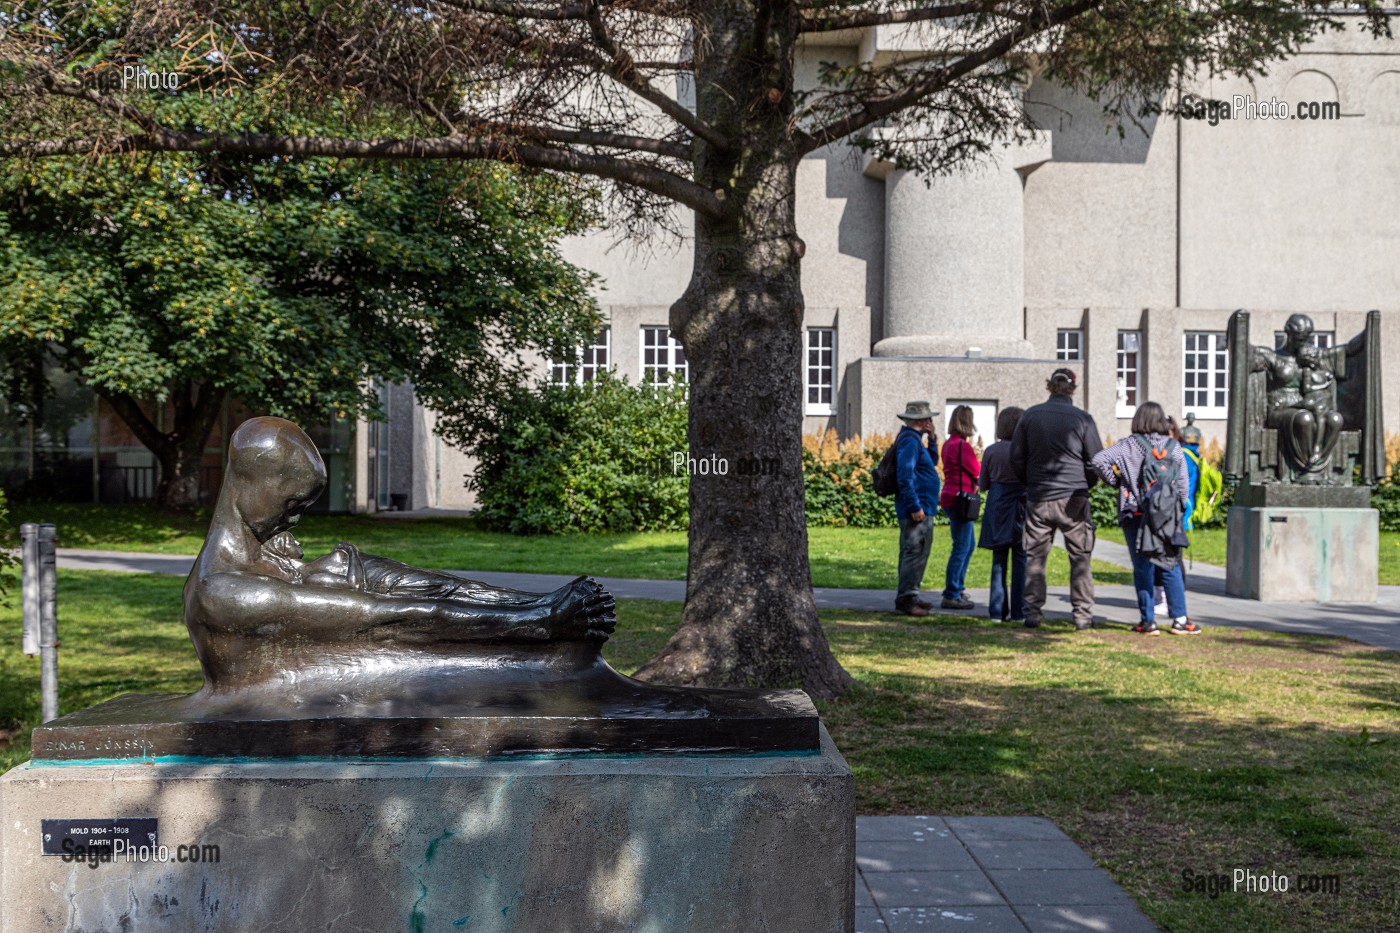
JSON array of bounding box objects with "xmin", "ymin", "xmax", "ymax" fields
[
  {"xmin": 225, "ymin": 417, "xmax": 327, "ymax": 542},
  {"xmin": 1282, "ymin": 313, "xmax": 1315, "ymax": 350}
]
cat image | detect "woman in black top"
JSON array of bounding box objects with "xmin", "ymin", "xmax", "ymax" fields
[{"xmin": 978, "ymin": 407, "xmax": 1027, "ymax": 622}]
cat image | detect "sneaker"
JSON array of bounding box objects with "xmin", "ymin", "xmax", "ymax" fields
[
  {"xmin": 1132, "ymin": 621, "xmax": 1161, "ymax": 636},
  {"xmin": 1170, "ymin": 619, "xmax": 1202, "ymax": 635},
  {"xmin": 940, "ymin": 596, "xmax": 975, "ymax": 610},
  {"xmin": 1073, "ymin": 620, "xmax": 1094, "ymax": 631}
]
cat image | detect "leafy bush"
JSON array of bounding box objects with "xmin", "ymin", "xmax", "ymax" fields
[
  {"xmin": 802, "ymin": 430, "xmax": 898, "ymax": 528},
  {"xmin": 1375, "ymin": 462, "xmax": 1400, "ymax": 533},
  {"xmin": 1090, "ymin": 483, "xmax": 1119, "ymax": 528},
  {"xmin": 0, "ymin": 488, "xmax": 15, "ymax": 601},
  {"xmin": 472, "ymin": 375, "xmax": 688, "ymax": 534}
]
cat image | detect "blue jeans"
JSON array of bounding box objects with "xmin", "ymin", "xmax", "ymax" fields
[
  {"xmin": 941, "ymin": 507, "xmax": 976, "ymax": 600},
  {"xmin": 1121, "ymin": 517, "xmax": 1187, "ymax": 622},
  {"xmin": 988, "ymin": 545, "xmax": 1027, "ymax": 621}
]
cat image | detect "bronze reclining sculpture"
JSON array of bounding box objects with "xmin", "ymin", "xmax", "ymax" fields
[{"xmin": 34, "ymin": 418, "xmax": 816, "ymax": 759}]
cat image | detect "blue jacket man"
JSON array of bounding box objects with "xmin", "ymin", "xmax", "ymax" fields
[{"xmin": 893, "ymin": 401, "xmax": 941, "ymax": 616}]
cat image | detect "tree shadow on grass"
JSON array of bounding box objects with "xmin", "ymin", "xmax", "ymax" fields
[{"xmin": 818, "ymin": 630, "xmax": 1400, "ymax": 932}]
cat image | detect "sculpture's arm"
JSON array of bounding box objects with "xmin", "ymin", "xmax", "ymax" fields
[{"xmin": 195, "ymin": 571, "xmax": 612, "ymax": 643}]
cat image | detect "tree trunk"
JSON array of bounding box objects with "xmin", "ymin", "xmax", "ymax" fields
[
  {"xmin": 635, "ymin": 1, "xmax": 854, "ymax": 698},
  {"xmin": 99, "ymin": 383, "xmax": 226, "ymax": 512}
]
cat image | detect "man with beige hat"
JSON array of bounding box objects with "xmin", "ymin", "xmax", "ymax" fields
[{"xmin": 892, "ymin": 401, "xmax": 942, "ymax": 616}]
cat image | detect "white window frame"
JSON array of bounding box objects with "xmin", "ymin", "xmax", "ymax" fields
[
  {"xmin": 1056, "ymin": 329, "xmax": 1083, "ymax": 362},
  {"xmin": 550, "ymin": 327, "xmax": 612, "ymax": 386},
  {"xmin": 640, "ymin": 326, "xmax": 688, "ymax": 385},
  {"xmin": 805, "ymin": 327, "xmax": 836, "ymax": 416},
  {"xmin": 1183, "ymin": 331, "xmax": 1230, "ymax": 419},
  {"xmin": 1115, "ymin": 331, "xmax": 1141, "ymax": 419}
]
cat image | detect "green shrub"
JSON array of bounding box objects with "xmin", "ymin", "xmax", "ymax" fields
[
  {"xmin": 802, "ymin": 431, "xmax": 898, "ymax": 528},
  {"xmin": 1090, "ymin": 483, "xmax": 1119, "ymax": 528},
  {"xmin": 472, "ymin": 375, "xmax": 689, "ymax": 534},
  {"xmin": 0, "ymin": 488, "xmax": 15, "ymax": 601},
  {"xmin": 1374, "ymin": 463, "xmax": 1400, "ymax": 533}
]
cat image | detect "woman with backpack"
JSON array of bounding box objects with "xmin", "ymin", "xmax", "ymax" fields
[
  {"xmin": 938, "ymin": 405, "xmax": 981, "ymax": 611},
  {"xmin": 1091, "ymin": 402, "xmax": 1202, "ymax": 637}
]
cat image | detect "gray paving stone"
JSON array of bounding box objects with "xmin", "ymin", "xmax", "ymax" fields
[
  {"xmin": 1017, "ymin": 904, "xmax": 1162, "ymax": 933},
  {"xmin": 858, "ymin": 836, "xmax": 979, "ymax": 872},
  {"xmin": 963, "ymin": 839, "xmax": 1098, "ymax": 870},
  {"xmin": 855, "ymin": 907, "xmax": 889, "ymax": 932},
  {"xmin": 945, "ymin": 816, "xmax": 1072, "ymax": 843},
  {"xmin": 988, "ymin": 869, "xmax": 1137, "ymax": 907},
  {"xmin": 857, "ymin": 815, "xmax": 952, "ymax": 841},
  {"xmin": 862, "ymin": 871, "xmax": 1004, "ymax": 908},
  {"xmin": 884, "ymin": 905, "xmax": 1029, "ymax": 931},
  {"xmin": 857, "ymin": 871, "xmax": 876, "ymax": 907}
]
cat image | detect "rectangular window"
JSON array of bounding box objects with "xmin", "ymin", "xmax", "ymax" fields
[
  {"xmin": 550, "ymin": 327, "xmax": 611, "ymax": 386},
  {"xmin": 1056, "ymin": 329, "xmax": 1083, "ymax": 361},
  {"xmin": 1115, "ymin": 331, "xmax": 1140, "ymax": 418},
  {"xmin": 1273, "ymin": 330, "xmax": 1335, "ymax": 350},
  {"xmin": 1183, "ymin": 331, "xmax": 1229, "ymax": 418},
  {"xmin": 805, "ymin": 327, "xmax": 836, "ymax": 415},
  {"xmin": 640, "ymin": 326, "xmax": 688, "ymax": 385}
]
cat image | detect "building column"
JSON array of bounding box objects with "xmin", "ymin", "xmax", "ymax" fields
[{"xmin": 865, "ymin": 135, "xmax": 1050, "ymax": 359}]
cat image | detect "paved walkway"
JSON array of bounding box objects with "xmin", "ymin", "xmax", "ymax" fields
[
  {"xmin": 57, "ymin": 539, "xmax": 1400, "ymax": 653},
  {"xmin": 856, "ymin": 816, "xmax": 1159, "ymax": 932}
]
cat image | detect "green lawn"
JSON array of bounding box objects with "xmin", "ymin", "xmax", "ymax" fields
[
  {"xmin": 10, "ymin": 502, "xmax": 1133, "ymax": 590},
  {"xmin": 1098, "ymin": 525, "xmax": 1400, "ymax": 586},
  {"xmin": 1, "ymin": 573, "xmax": 1396, "ymax": 932}
]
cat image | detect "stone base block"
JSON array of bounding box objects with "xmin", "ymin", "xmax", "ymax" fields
[
  {"xmin": 1226, "ymin": 506, "xmax": 1378, "ymax": 602},
  {"xmin": 1, "ymin": 727, "xmax": 854, "ymax": 933}
]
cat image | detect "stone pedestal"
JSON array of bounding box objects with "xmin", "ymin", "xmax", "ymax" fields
[
  {"xmin": 1226, "ymin": 505, "xmax": 1379, "ymax": 602},
  {"xmin": 1, "ymin": 727, "xmax": 854, "ymax": 933}
]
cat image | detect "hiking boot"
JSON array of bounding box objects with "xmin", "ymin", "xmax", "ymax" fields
[
  {"xmin": 1023, "ymin": 616, "xmax": 1041, "ymax": 629},
  {"xmin": 940, "ymin": 596, "xmax": 974, "ymax": 611},
  {"xmin": 1132, "ymin": 620, "xmax": 1161, "ymax": 636},
  {"xmin": 915, "ymin": 598, "xmax": 934, "ymax": 611},
  {"xmin": 1170, "ymin": 619, "xmax": 1202, "ymax": 635},
  {"xmin": 1073, "ymin": 620, "xmax": 1095, "ymax": 631},
  {"xmin": 895, "ymin": 599, "xmax": 931, "ymax": 617}
]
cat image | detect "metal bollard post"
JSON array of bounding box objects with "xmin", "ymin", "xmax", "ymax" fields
[
  {"xmin": 38, "ymin": 523, "xmax": 59, "ymax": 723},
  {"xmin": 20, "ymin": 523, "xmax": 39, "ymax": 655}
]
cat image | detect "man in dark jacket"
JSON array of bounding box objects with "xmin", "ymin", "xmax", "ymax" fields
[
  {"xmin": 893, "ymin": 401, "xmax": 942, "ymax": 616},
  {"xmin": 1010, "ymin": 369, "xmax": 1102, "ymax": 630}
]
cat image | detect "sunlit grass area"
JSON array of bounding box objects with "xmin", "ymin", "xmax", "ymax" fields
[
  {"xmin": 2, "ymin": 574, "xmax": 1395, "ymax": 931},
  {"xmin": 10, "ymin": 503, "xmax": 1132, "ymax": 589}
]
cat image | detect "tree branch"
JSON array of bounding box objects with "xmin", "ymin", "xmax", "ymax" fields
[
  {"xmin": 430, "ymin": 0, "xmax": 587, "ymax": 18},
  {"xmin": 800, "ymin": 2, "xmax": 999, "ymax": 33},
  {"xmin": 796, "ymin": 0, "xmax": 1099, "ymax": 153},
  {"xmin": 0, "ymin": 126, "xmax": 723, "ymax": 217},
  {"xmin": 455, "ymin": 120, "xmax": 692, "ymax": 159},
  {"xmin": 98, "ymin": 389, "xmax": 167, "ymax": 457}
]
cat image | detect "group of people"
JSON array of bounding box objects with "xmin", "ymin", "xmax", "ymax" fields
[{"xmin": 892, "ymin": 367, "xmax": 1205, "ymax": 636}]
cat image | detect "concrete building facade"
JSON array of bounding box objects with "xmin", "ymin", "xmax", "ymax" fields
[{"xmin": 544, "ymin": 18, "xmax": 1400, "ymax": 460}]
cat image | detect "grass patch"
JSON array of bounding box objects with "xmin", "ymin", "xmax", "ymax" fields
[
  {"xmin": 1099, "ymin": 524, "xmax": 1400, "ymax": 586},
  {"xmin": 10, "ymin": 502, "xmax": 1132, "ymax": 589},
  {"xmin": 2, "ymin": 574, "xmax": 1396, "ymax": 930}
]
